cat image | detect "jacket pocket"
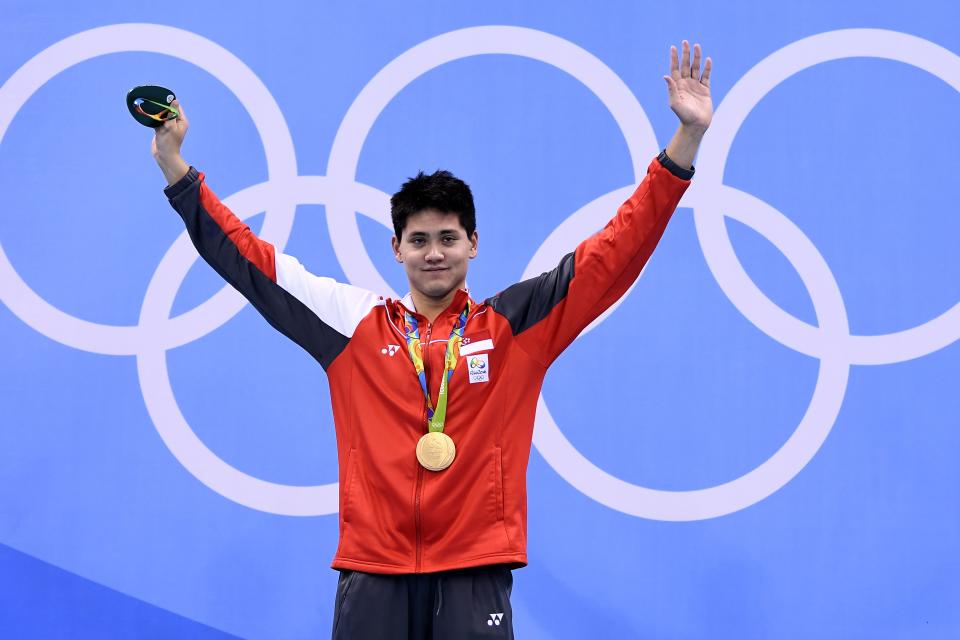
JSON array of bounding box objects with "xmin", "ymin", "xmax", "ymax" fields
[
  {"xmin": 494, "ymin": 446, "xmax": 505, "ymax": 522},
  {"xmin": 343, "ymin": 448, "xmax": 357, "ymax": 523}
]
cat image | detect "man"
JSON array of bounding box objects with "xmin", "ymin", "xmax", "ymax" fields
[{"xmin": 152, "ymin": 40, "xmax": 712, "ymax": 639}]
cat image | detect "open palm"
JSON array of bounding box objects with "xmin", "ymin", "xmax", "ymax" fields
[{"xmin": 665, "ymin": 41, "xmax": 713, "ymax": 131}]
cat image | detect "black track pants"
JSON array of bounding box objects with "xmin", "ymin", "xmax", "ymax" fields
[{"xmin": 331, "ymin": 564, "xmax": 514, "ymax": 639}]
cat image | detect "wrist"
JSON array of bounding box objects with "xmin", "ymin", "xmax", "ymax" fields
[
  {"xmin": 677, "ymin": 122, "xmax": 708, "ymax": 141},
  {"xmin": 154, "ymin": 150, "xmax": 182, "ymax": 166},
  {"xmin": 664, "ymin": 122, "xmax": 706, "ymax": 175},
  {"xmin": 156, "ymin": 153, "xmax": 189, "ymax": 186}
]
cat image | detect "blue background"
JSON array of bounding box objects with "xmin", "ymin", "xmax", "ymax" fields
[{"xmin": 2, "ymin": 1, "xmax": 959, "ymax": 637}]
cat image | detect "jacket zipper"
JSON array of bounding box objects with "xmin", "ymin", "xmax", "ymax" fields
[{"xmin": 414, "ymin": 320, "xmax": 433, "ymax": 573}]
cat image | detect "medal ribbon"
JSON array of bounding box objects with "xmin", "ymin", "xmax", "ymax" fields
[{"xmin": 403, "ymin": 301, "xmax": 470, "ymax": 433}]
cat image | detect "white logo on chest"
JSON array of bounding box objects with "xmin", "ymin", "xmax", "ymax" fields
[{"xmin": 467, "ymin": 353, "xmax": 489, "ymax": 383}]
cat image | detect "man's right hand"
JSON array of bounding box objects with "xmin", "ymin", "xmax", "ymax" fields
[{"xmin": 151, "ymin": 99, "xmax": 191, "ymax": 186}]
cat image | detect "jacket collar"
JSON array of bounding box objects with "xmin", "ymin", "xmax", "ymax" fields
[{"xmin": 397, "ymin": 287, "xmax": 472, "ymax": 319}]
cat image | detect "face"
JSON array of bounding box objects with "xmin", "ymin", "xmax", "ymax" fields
[{"xmin": 392, "ymin": 208, "xmax": 478, "ymax": 302}]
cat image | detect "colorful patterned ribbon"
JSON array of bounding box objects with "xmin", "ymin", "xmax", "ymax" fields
[{"xmin": 402, "ymin": 301, "xmax": 471, "ymax": 433}]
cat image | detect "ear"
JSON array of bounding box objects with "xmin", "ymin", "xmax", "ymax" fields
[
  {"xmin": 468, "ymin": 230, "xmax": 479, "ymax": 259},
  {"xmin": 391, "ymin": 235, "xmax": 403, "ymax": 262}
]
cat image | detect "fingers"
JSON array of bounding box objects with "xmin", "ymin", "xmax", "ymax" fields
[
  {"xmin": 157, "ymin": 98, "xmax": 188, "ymax": 143},
  {"xmin": 671, "ymin": 40, "xmax": 710, "ymax": 86},
  {"xmin": 680, "ymin": 40, "xmax": 690, "ymax": 78},
  {"xmin": 171, "ymin": 99, "xmax": 183, "ymax": 119},
  {"xmin": 669, "ymin": 45, "xmax": 680, "ymax": 80},
  {"xmin": 701, "ymin": 57, "xmax": 712, "ymax": 86},
  {"xmin": 663, "ymin": 74, "xmax": 678, "ymax": 98}
]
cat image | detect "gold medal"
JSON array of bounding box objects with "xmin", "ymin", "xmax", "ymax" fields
[{"xmin": 416, "ymin": 432, "xmax": 456, "ymax": 471}]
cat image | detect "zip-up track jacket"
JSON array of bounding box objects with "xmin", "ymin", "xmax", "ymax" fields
[{"xmin": 164, "ymin": 153, "xmax": 692, "ymax": 574}]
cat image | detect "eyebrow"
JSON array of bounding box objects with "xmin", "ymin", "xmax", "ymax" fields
[{"xmin": 407, "ymin": 229, "xmax": 462, "ymax": 237}]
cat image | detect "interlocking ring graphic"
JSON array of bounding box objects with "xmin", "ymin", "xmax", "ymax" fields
[{"xmin": 2, "ymin": 25, "xmax": 959, "ymax": 519}]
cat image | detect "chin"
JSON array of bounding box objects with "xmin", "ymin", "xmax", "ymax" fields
[
  {"xmin": 422, "ymin": 285, "xmax": 455, "ymax": 299},
  {"xmin": 416, "ymin": 279, "xmax": 457, "ymax": 299}
]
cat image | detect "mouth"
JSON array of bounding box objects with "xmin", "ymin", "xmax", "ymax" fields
[{"xmin": 421, "ymin": 267, "xmax": 448, "ymax": 272}]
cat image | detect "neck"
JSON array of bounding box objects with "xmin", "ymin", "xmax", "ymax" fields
[{"xmin": 410, "ymin": 287, "xmax": 462, "ymax": 323}]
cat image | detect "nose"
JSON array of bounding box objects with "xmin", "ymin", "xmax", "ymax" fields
[{"xmin": 425, "ymin": 243, "xmax": 444, "ymax": 262}]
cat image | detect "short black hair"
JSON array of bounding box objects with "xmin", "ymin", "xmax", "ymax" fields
[{"xmin": 390, "ymin": 170, "xmax": 476, "ymax": 240}]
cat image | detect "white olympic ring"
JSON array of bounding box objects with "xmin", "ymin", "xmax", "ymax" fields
[
  {"xmin": 326, "ymin": 25, "xmax": 659, "ymax": 303},
  {"xmin": 694, "ymin": 29, "xmax": 960, "ymax": 366},
  {"xmin": 0, "ymin": 23, "xmax": 298, "ymax": 355},
  {"xmin": 1, "ymin": 25, "xmax": 957, "ymax": 519}
]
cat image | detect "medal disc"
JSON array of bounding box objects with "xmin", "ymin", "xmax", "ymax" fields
[{"xmin": 416, "ymin": 432, "xmax": 456, "ymax": 471}]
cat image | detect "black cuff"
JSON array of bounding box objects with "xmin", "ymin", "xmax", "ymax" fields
[
  {"xmin": 657, "ymin": 150, "xmax": 695, "ymax": 180},
  {"xmin": 163, "ymin": 166, "xmax": 200, "ymax": 199}
]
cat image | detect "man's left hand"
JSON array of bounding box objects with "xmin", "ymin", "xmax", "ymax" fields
[{"xmin": 664, "ymin": 40, "xmax": 713, "ymax": 132}]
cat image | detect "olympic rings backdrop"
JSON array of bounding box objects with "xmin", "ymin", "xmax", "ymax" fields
[{"xmin": 2, "ymin": 1, "xmax": 959, "ymax": 638}]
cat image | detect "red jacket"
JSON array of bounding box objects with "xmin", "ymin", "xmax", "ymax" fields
[{"xmin": 165, "ymin": 154, "xmax": 691, "ymax": 574}]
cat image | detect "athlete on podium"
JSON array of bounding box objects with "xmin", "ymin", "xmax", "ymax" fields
[{"xmin": 151, "ymin": 40, "xmax": 713, "ymax": 639}]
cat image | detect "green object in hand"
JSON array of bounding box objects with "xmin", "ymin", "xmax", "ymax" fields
[{"xmin": 126, "ymin": 85, "xmax": 178, "ymax": 128}]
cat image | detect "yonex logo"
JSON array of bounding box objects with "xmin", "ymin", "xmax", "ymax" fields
[
  {"xmin": 380, "ymin": 344, "xmax": 401, "ymax": 356},
  {"xmin": 487, "ymin": 612, "xmax": 504, "ymax": 626}
]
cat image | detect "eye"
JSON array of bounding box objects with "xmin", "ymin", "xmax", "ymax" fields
[
  {"xmin": 410, "ymin": 237, "xmax": 425, "ymax": 246},
  {"xmin": 442, "ymin": 235, "xmax": 456, "ymax": 244}
]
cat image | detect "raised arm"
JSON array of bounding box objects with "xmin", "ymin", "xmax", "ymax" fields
[
  {"xmin": 663, "ymin": 40, "xmax": 713, "ymax": 169},
  {"xmin": 151, "ymin": 101, "xmax": 380, "ymax": 370},
  {"xmin": 151, "ymin": 99, "xmax": 191, "ymax": 186},
  {"xmin": 488, "ymin": 41, "xmax": 713, "ymax": 365}
]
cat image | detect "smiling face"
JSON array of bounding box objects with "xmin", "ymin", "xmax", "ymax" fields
[{"xmin": 392, "ymin": 208, "xmax": 478, "ymax": 305}]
